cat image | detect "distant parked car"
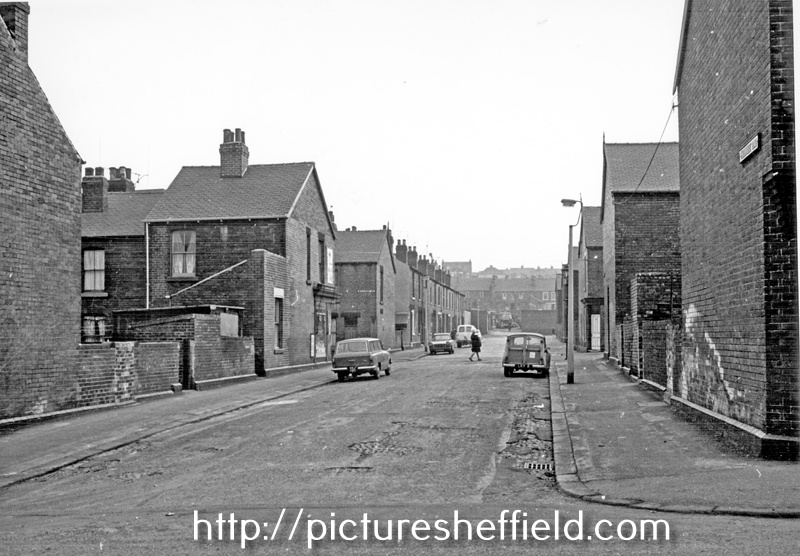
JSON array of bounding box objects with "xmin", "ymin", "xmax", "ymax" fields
[
  {"xmin": 502, "ymin": 333, "xmax": 550, "ymax": 377},
  {"xmin": 332, "ymin": 338, "xmax": 391, "ymax": 381},
  {"xmin": 428, "ymin": 332, "xmax": 456, "ymax": 355},
  {"xmin": 455, "ymin": 324, "xmax": 480, "ymax": 347}
]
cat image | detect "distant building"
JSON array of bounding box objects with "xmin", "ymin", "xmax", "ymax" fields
[
  {"xmin": 396, "ymin": 241, "xmax": 465, "ymax": 345},
  {"xmin": 334, "ymin": 227, "xmax": 396, "ymax": 348},
  {"xmin": 601, "ymin": 141, "xmax": 681, "ymax": 361},
  {"xmin": 577, "ymin": 206, "xmax": 604, "ymax": 351}
]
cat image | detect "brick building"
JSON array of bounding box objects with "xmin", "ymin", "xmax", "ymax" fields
[
  {"xmin": 577, "ymin": 206, "xmax": 604, "ymax": 351},
  {"xmin": 143, "ymin": 129, "xmax": 338, "ymax": 374},
  {"xmin": 334, "ymin": 227, "xmax": 396, "ymax": 348},
  {"xmin": 80, "ymin": 166, "xmax": 163, "ymax": 341},
  {"xmin": 0, "ymin": 3, "xmax": 85, "ymax": 418},
  {"xmin": 395, "ymin": 241, "xmax": 465, "ymax": 345},
  {"xmin": 601, "ymin": 141, "xmax": 681, "ymax": 361},
  {"xmin": 673, "ymin": 0, "xmax": 797, "ymax": 458}
]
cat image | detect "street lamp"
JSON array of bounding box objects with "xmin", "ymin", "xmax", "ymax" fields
[{"xmin": 561, "ymin": 197, "xmax": 583, "ymax": 384}]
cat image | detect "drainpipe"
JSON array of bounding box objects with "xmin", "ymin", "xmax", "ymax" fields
[{"xmin": 145, "ymin": 222, "xmax": 150, "ymax": 309}]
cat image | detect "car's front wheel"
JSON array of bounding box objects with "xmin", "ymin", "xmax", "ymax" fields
[
  {"xmin": 504, "ymin": 368, "xmax": 511, "ymax": 377},
  {"xmin": 372, "ymin": 365, "xmax": 381, "ymax": 380},
  {"xmin": 337, "ymin": 372, "xmax": 347, "ymax": 382}
]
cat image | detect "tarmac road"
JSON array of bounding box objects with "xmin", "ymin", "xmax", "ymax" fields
[{"xmin": 1, "ymin": 334, "xmax": 797, "ymax": 555}]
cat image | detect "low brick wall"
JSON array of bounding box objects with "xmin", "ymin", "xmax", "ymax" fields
[
  {"xmin": 189, "ymin": 316, "xmax": 255, "ymax": 384},
  {"xmin": 135, "ymin": 342, "xmax": 181, "ymax": 394},
  {"xmin": 641, "ymin": 320, "xmax": 668, "ymax": 388}
]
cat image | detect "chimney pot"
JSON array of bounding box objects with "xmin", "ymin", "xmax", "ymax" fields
[
  {"xmin": 234, "ymin": 128, "xmax": 242, "ymax": 142},
  {"xmin": 94, "ymin": 167, "xmax": 105, "ymax": 177},
  {"xmin": 85, "ymin": 167, "xmax": 94, "ymax": 177},
  {"xmin": 109, "ymin": 167, "xmax": 117, "ymax": 179},
  {"xmin": 125, "ymin": 168, "xmax": 132, "ymax": 179}
]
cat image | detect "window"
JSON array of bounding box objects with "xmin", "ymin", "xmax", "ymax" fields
[
  {"xmin": 83, "ymin": 250, "xmax": 105, "ymax": 291},
  {"xmin": 380, "ymin": 265, "xmax": 385, "ymax": 304},
  {"xmin": 543, "ymin": 291, "xmax": 549, "ymax": 301},
  {"xmin": 274, "ymin": 297, "xmax": 284, "ymax": 349},
  {"xmin": 306, "ymin": 228, "xmax": 312, "ymax": 282},
  {"xmin": 318, "ymin": 237, "xmax": 325, "ymax": 283},
  {"xmin": 171, "ymin": 230, "xmax": 196, "ymax": 276}
]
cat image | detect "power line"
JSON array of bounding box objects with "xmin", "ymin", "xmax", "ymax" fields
[{"xmin": 614, "ymin": 103, "xmax": 677, "ymax": 206}]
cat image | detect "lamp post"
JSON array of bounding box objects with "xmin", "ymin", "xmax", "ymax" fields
[{"xmin": 561, "ymin": 197, "xmax": 583, "ymax": 384}]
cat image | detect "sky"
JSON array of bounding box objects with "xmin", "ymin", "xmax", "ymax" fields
[{"xmin": 27, "ymin": 0, "xmax": 702, "ymax": 270}]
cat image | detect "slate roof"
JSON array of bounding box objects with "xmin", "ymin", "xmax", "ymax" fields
[
  {"xmin": 82, "ymin": 190, "xmax": 165, "ymax": 237},
  {"xmin": 144, "ymin": 163, "xmax": 315, "ymax": 222},
  {"xmin": 335, "ymin": 229, "xmax": 395, "ymax": 272},
  {"xmin": 604, "ymin": 142, "xmax": 680, "ymax": 194},
  {"xmin": 581, "ymin": 206, "xmax": 603, "ymax": 248}
]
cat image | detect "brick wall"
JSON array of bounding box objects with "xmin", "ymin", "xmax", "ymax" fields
[
  {"xmin": 115, "ymin": 311, "xmax": 254, "ymax": 388},
  {"xmin": 0, "ymin": 5, "xmax": 83, "ymax": 419},
  {"xmin": 134, "ymin": 342, "xmax": 180, "ymax": 394},
  {"xmin": 642, "ymin": 320, "xmax": 668, "ymax": 388},
  {"xmin": 285, "ymin": 170, "xmax": 337, "ymax": 361},
  {"xmin": 148, "ymin": 219, "xmax": 285, "ymax": 306},
  {"xmin": 518, "ymin": 309, "xmax": 557, "ymax": 335},
  {"xmin": 81, "ymin": 236, "xmax": 148, "ymax": 326},
  {"xmin": 189, "ymin": 315, "xmax": 254, "ymax": 384},
  {"xmin": 336, "ymin": 263, "xmax": 378, "ymax": 339},
  {"xmin": 246, "ymin": 249, "xmax": 290, "ymax": 373},
  {"xmin": 677, "ymin": 0, "xmax": 797, "ymax": 445},
  {"xmin": 666, "ymin": 320, "xmax": 683, "ymax": 398}
]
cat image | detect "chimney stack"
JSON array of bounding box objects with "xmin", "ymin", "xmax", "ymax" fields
[
  {"xmin": 108, "ymin": 165, "xmax": 136, "ymax": 192},
  {"xmin": 396, "ymin": 239, "xmax": 408, "ymax": 263},
  {"xmin": 0, "ymin": 2, "xmax": 30, "ymax": 62},
  {"xmin": 82, "ymin": 166, "xmax": 108, "ymax": 213},
  {"xmin": 219, "ymin": 127, "xmax": 249, "ymax": 177}
]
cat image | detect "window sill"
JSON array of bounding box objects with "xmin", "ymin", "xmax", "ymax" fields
[
  {"xmin": 167, "ymin": 276, "xmax": 198, "ymax": 283},
  {"xmin": 273, "ymin": 348, "xmax": 285, "ymax": 355},
  {"xmin": 82, "ymin": 292, "xmax": 109, "ymax": 298}
]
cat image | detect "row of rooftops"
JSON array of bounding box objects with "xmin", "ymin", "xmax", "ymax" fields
[{"xmin": 82, "ymin": 133, "xmax": 677, "ymax": 272}]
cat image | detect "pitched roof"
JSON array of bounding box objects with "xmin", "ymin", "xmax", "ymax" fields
[
  {"xmin": 335, "ymin": 229, "xmax": 396, "ymax": 272},
  {"xmin": 144, "ymin": 163, "xmax": 315, "ymax": 222},
  {"xmin": 580, "ymin": 206, "xmax": 603, "ymax": 249},
  {"xmin": 604, "ymin": 142, "xmax": 680, "ymax": 194},
  {"xmin": 82, "ymin": 190, "xmax": 164, "ymax": 237}
]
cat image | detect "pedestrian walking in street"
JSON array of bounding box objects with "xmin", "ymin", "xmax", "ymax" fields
[{"xmin": 468, "ymin": 330, "xmax": 482, "ymax": 361}]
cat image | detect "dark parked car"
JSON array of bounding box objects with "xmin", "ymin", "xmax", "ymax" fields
[
  {"xmin": 332, "ymin": 338, "xmax": 391, "ymax": 381},
  {"xmin": 428, "ymin": 332, "xmax": 455, "ymax": 355},
  {"xmin": 502, "ymin": 333, "xmax": 551, "ymax": 377}
]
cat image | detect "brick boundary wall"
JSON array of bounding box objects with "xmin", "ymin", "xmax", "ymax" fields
[{"xmin": 641, "ymin": 320, "xmax": 668, "ymax": 388}]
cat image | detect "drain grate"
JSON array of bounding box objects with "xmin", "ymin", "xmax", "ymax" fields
[{"xmin": 523, "ymin": 462, "xmax": 553, "ymax": 471}]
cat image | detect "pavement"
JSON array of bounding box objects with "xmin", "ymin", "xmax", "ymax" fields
[
  {"xmin": 2, "ymin": 339, "xmax": 798, "ymax": 519},
  {"xmin": 550, "ymin": 347, "xmax": 800, "ymax": 518}
]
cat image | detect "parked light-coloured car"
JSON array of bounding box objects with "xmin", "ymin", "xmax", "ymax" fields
[
  {"xmin": 332, "ymin": 338, "xmax": 391, "ymax": 381},
  {"xmin": 428, "ymin": 332, "xmax": 455, "ymax": 355},
  {"xmin": 455, "ymin": 324, "xmax": 480, "ymax": 347}
]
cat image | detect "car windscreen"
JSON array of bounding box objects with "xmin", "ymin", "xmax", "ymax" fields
[
  {"xmin": 433, "ymin": 334, "xmax": 450, "ymax": 341},
  {"xmin": 337, "ymin": 341, "xmax": 368, "ymax": 353}
]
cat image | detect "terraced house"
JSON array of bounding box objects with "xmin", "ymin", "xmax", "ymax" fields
[{"xmin": 142, "ymin": 129, "xmax": 339, "ymax": 375}]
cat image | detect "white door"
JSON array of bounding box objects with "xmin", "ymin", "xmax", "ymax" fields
[{"xmin": 591, "ymin": 314, "xmax": 601, "ymax": 351}]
